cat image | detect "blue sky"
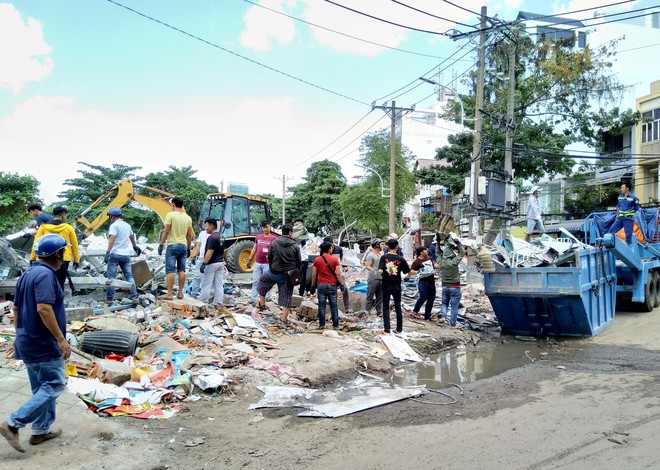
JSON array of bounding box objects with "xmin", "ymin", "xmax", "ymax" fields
[{"xmin": 1, "ymin": 0, "xmax": 658, "ymax": 204}]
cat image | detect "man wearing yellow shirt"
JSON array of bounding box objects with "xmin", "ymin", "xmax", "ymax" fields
[{"xmin": 158, "ymin": 197, "xmax": 194, "ymax": 300}]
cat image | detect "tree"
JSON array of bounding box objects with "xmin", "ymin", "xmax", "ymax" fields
[
  {"xmin": 254, "ymin": 194, "xmax": 282, "ymax": 227},
  {"xmin": 0, "ymin": 173, "xmax": 40, "ymax": 234},
  {"xmin": 339, "ymin": 129, "xmax": 416, "ymax": 235},
  {"xmin": 418, "ymin": 30, "xmax": 638, "ymax": 195},
  {"xmin": 287, "ymin": 160, "xmax": 347, "ymax": 235}
]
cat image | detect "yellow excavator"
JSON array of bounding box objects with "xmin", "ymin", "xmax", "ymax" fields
[{"xmin": 73, "ymin": 179, "xmax": 176, "ymax": 236}]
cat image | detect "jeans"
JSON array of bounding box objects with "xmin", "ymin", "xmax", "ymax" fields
[
  {"xmin": 106, "ymin": 253, "xmax": 137, "ymax": 301},
  {"xmin": 339, "ymin": 283, "xmax": 350, "ymax": 311},
  {"xmin": 189, "ymin": 260, "xmax": 202, "ymax": 298},
  {"xmin": 199, "ymin": 262, "xmax": 224, "ymax": 305},
  {"xmin": 609, "ymin": 216, "xmax": 635, "ymax": 245},
  {"xmin": 251, "ymin": 262, "xmax": 271, "ymax": 302},
  {"xmin": 365, "ymin": 277, "xmax": 382, "ymax": 315},
  {"xmin": 383, "ymin": 289, "xmax": 403, "ymax": 333},
  {"xmin": 8, "ymin": 358, "xmax": 66, "ymax": 435},
  {"xmin": 317, "ymin": 283, "xmax": 339, "ymax": 328},
  {"xmin": 165, "ymin": 243, "xmax": 187, "ymax": 274},
  {"xmin": 441, "ymin": 286, "xmax": 462, "ymax": 326},
  {"xmin": 414, "ymin": 281, "xmax": 436, "ymax": 319}
]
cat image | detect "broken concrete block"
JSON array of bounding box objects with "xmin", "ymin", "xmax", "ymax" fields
[
  {"xmin": 88, "ymin": 316, "xmax": 140, "ymax": 334},
  {"xmin": 88, "ymin": 358, "xmax": 132, "ymax": 385},
  {"xmin": 131, "ymin": 260, "xmax": 152, "ymax": 287},
  {"xmin": 290, "ymin": 295, "xmax": 303, "ymax": 308},
  {"xmin": 136, "ymin": 335, "xmax": 188, "ymax": 360},
  {"xmin": 297, "ymin": 300, "xmax": 319, "ymax": 321},
  {"xmin": 66, "ymin": 307, "xmax": 94, "ymax": 323}
]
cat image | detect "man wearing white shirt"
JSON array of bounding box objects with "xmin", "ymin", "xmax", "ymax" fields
[
  {"xmin": 105, "ymin": 208, "xmax": 142, "ymax": 303},
  {"xmin": 189, "ymin": 228, "xmax": 211, "ymax": 298}
]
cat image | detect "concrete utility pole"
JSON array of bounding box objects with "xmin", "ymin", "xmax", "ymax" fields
[
  {"xmin": 469, "ymin": 6, "xmax": 488, "ymax": 238},
  {"xmin": 504, "ymin": 38, "xmax": 517, "ymax": 177},
  {"xmin": 274, "ymin": 174, "xmax": 293, "ymax": 225},
  {"xmin": 372, "ymin": 100, "xmax": 415, "ymax": 234}
]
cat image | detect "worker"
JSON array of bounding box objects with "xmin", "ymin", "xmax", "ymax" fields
[
  {"xmin": 0, "ymin": 234, "xmax": 71, "ymax": 453},
  {"xmin": 310, "ymin": 241, "xmax": 344, "ymax": 329},
  {"xmin": 247, "ymin": 220, "xmax": 278, "ymax": 305},
  {"xmin": 379, "ymin": 238, "xmax": 411, "ymax": 334},
  {"xmin": 30, "ymin": 206, "xmax": 80, "ymax": 291},
  {"xmin": 362, "ymin": 238, "xmax": 383, "ymax": 317},
  {"xmin": 383, "ymin": 232, "xmax": 404, "ymax": 256},
  {"xmin": 409, "ymin": 246, "xmax": 438, "ymax": 321},
  {"xmin": 158, "ymin": 197, "xmax": 195, "ymax": 300},
  {"xmin": 322, "ymin": 236, "xmax": 351, "ymax": 313},
  {"xmin": 104, "ymin": 208, "xmax": 142, "ymax": 304},
  {"xmin": 27, "ymin": 204, "xmax": 53, "ymax": 231},
  {"xmin": 609, "ymin": 182, "xmax": 640, "ymax": 246},
  {"xmin": 440, "ymin": 233, "xmax": 465, "ymax": 329},
  {"xmin": 198, "ymin": 218, "xmax": 225, "ymax": 307},
  {"xmin": 293, "ymin": 218, "xmax": 311, "ymax": 297},
  {"xmin": 188, "ymin": 226, "xmax": 211, "ymax": 298},
  {"xmin": 525, "ymin": 186, "xmax": 545, "ymax": 243}
]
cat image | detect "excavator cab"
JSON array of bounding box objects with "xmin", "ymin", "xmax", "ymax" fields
[{"xmin": 198, "ymin": 194, "xmax": 272, "ymax": 273}]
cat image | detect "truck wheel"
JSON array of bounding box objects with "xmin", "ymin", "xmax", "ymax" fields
[
  {"xmin": 653, "ymin": 271, "xmax": 660, "ymax": 308},
  {"xmin": 225, "ymin": 240, "xmax": 254, "ymax": 273},
  {"xmin": 638, "ymin": 273, "xmax": 655, "ymax": 312}
]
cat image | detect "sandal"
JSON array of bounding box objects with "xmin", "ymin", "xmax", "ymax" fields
[
  {"xmin": 177, "ymin": 293, "xmax": 184, "ymax": 300},
  {"xmin": 162, "ymin": 296, "xmax": 174, "ymax": 301}
]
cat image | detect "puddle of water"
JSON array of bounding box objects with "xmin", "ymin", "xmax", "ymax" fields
[{"xmin": 387, "ymin": 342, "xmax": 547, "ymax": 389}]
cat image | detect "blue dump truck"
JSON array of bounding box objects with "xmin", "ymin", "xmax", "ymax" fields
[{"xmin": 484, "ymin": 208, "xmax": 660, "ymax": 337}]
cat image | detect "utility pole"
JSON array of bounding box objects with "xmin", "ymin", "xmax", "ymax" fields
[
  {"xmin": 469, "ymin": 6, "xmax": 488, "ymax": 239},
  {"xmin": 274, "ymin": 174, "xmax": 293, "ymax": 225},
  {"xmin": 504, "ymin": 38, "xmax": 517, "ymax": 177},
  {"xmin": 371, "ymin": 100, "xmax": 415, "ymax": 234}
]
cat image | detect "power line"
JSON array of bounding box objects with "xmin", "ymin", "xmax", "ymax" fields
[
  {"xmin": 241, "ymin": 0, "xmax": 458, "ymax": 59},
  {"xmin": 323, "ymin": 0, "xmax": 450, "ymax": 36},
  {"xmin": 105, "ymin": 0, "xmax": 370, "ymax": 106},
  {"xmin": 390, "ymin": 0, "xmax": 477, "ymax": 29}
]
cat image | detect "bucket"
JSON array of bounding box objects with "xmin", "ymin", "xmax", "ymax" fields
[{"xmin": 80, "ymin": 330, "xmax": 139, "ymax": 358}]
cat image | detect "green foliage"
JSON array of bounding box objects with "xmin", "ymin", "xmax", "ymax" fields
[
  {"xmin": 564, "ymin": 181, "xmax": 619, "ymax": 216},
  {"xmin": 287, "ymin": 160, "xmax": 347, "ymax": 234},
  {"xmin": 339, "ymin": 129, "xmax": 416, "ymax": 234},
  {"xmin": 253, "ymin": 193, "xmax": 282, "ymax": 226},
  {"xmin": 0, "ymin": 173, "xmax": 40, "ymax": 234}
]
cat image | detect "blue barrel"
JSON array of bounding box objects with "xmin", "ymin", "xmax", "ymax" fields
[{"xmin": 484, "ymin": 247, "xmax": 616, "ymax": 337}]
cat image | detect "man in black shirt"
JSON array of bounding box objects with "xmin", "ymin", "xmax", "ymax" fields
[
  {"xmin": 378, "ymin": 238, "xmax": 410, "ymax": 334},
  {"xmin": 198, "ymin": 218, "xmax": 225, "ymax": 307}
]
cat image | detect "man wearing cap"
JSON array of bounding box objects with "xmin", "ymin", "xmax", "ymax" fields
[
  {"xmin": 104, "ymin": 208, "xmax": 142, "ymax": 304},
  {"xmin": 609, "ymin": 182, "xmax": 640, "ymax": 246},
  {"xmin": 525, "ymin": 186, "xmax": 545, "ymax": 243},
  {"xmin": 0, "ymin": 234, "xmax": 71, "ymax": 453}
]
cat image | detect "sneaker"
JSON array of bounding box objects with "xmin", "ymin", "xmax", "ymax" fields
[
  {"xmin": 0, "ymin": 421, "xmax": 25, "ymax": 453},
  {"xmin": 29, "ymin": 429, "xmax": 62, "ymax": 445}
]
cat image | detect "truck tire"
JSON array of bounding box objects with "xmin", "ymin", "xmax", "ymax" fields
[
  {"xmin": 225, "ymin": 239, "xmax": 254, "ymax": 273},
  {"xmin": 638, "ymin": 273, "xmax": 655, "ymax": 313},
  {"xmin": 653, "ymin": 271, "xmax": 660, "ymax": 308}
]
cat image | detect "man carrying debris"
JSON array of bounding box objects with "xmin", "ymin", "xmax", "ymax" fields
[
  {"xmin": 0, "ymin": 234, "xmax": 71, "ymax": 453},
  {"xmin": 379, "ymin": 238, "xmax": 411, "ymax": 334},
  {"xmin": 609, "ymin": 182, "xmax": 640, "ymax": 246},
  {"xmin": 255, "ymin": 224, "xmax": 301, "ymax": 324},
  {"xmin": 525, "ymin": 186, "xmax": 544, "ymax": 243},
  {"xmin": 30, "ymin": 206, "xmax": 80, "ymax": 291},
  {"xmin": 311, "ymin": 241, "xmax": 344, "ymax": 329},
  {"xmin": 198, "ymin": 218, "xmax": 225, "ymax": 307},
  {"xmin": 440, "ymin": 233, "xmax": 465, "ymax": 329},
  {"xmin": 27, "ymin": 204, "xmax": 53, "ymax": 230},
  {"xmin": 247, "ymin": 220, "xmax": 278, "ymax": 304},
  {"xmin": 104, "ymin": 207, "xmax": 142, "ymax": 304},
  {"xmin": 363, "ymin": 238, "xmax": 383, "ymax": 316},
  {"xmin": 158, "ymin": 197, "xmax": 194, "ymax": 300},
  {"xmin": 409, "ymin": 246, "xmax": 438, "ymax": 321}
]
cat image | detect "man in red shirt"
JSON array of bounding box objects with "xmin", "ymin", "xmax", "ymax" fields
[
  {"xmin": 247, "ymin": 220, "xmax": 278, "ymax": 304},
  {"xmin": 311, "ymin": 241, "xmax": 345, "ymax": 329}
]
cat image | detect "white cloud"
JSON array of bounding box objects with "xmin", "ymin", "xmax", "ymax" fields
[
  {"xmin": 552, "ymin": 0, "xmax": 640, "ymax": 18},
  {"xmin": 0, "ymin": 3, "xmax": 53, "ymax": 93},
  {"xmin": 240, "ymin": 0, "xmax": 296, "ymax": 51}
]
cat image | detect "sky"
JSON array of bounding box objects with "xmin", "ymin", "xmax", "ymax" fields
[{"xmin": 2, "ymin": 0, "xmax": 660, "ymax": 204}]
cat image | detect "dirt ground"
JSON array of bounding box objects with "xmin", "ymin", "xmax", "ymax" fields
[{"xmin": 2, "ymin": 308, "xmax": 660, "ymax": 470}]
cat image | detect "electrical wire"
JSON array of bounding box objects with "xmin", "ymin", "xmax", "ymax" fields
[
  {"xmin": 105, "ymin": 0, "xmax": 370, "ymax": 106},
  {"xmin": 323, "ymin": 0, "xmax": 450, "ymax": 36},
  {"xmin": 390, "ymin": 0, "xmax": 477, "ymax": 29},
  {"xmin": 241, "ymin": 0, "xmax": 460, "ymax": 59}
]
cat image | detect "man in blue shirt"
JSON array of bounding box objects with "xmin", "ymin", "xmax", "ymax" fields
[
  {"xmin": 609, "ymin": 182, "xmax": 640, "ymax": 246},
  {"xmin": 27, "ymin": 204, "xmax": 53, "ymax": 229},
  {"xmin": 0, "ymin": 234, "xmax": 71, "ymax": 453}
]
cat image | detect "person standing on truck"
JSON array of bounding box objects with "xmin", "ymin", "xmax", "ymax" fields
[
  {"xmin": 158, "ymin": 197, "xmax": 194, "ymax": 300},
  {"xmin": 30, "ymin": 206, "xmax": 80, "ymax": 291},
  {"xmin": 440, "ymin": 233, "xmax": 465, "ymax": 329},
  {"xmin": 609, "ymin": 182, "xmax": 640, "ymax": 246},
  {"xmin": 247, "ymin": 220, "xmax": 278, "ymax": 304},
  {"xmin": 379, "ymin": 238, "xmax": 411, "ymax": 334},
  {"xmin": 525, "ymin": 186, "xmax": 545, "ymax": 243},
  {"xmin": 198, "ymin": 218, "xmax": 225, "ymax": 307},
  {"xmin": 255, "ymin": 224, "xmax": 301, "ymax": 324},
  {"xmin": 0, "ymin": 234, "xmax": 71, "ymax": 453},
  {"xmin": 104, "ymin": 208, "xmax": 142, "ymax": 304}
]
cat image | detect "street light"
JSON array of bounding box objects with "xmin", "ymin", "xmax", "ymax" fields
[
  {"xmin": 355, "ymin": 164, "xmax": 390, "ymax": 198},
  {"xmin": 418, "ymin": 77, "xmax": 465, "ymax": 129}
]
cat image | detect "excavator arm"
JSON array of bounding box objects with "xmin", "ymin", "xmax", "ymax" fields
[{"xmin": 74, "ymin": 179, "xmax": 176, "ymax": 236}]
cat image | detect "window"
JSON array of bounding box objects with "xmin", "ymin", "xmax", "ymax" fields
[
  {"xmin": 249, "ymin": 200, "xmax": 269, "ymax": 234},
  {"xmin": 641, "ymin": 108, "xmax": 660, "ymax": 144}
]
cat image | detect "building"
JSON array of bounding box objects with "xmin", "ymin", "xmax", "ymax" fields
[{"xmin": 635, "ymin": 80, "xmax": 660, "ymax": 203}]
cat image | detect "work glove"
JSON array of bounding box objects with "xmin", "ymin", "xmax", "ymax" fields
[
  {"xmin": 134, "ymin": 246, "xmax": 142, "ymax": 256},
  {"xmin": 199, "ymin": 263, "xmax": 206, "ymax": 274},
  {"xmin": 187, "ymin": 248, "xmax": 191, "ymax": 259},
  {"xmin": 73, "ymin": 262, "xmax": 80, "ymax": 270},
  {"xmin": 246, "ymin": 260, "xmax": 252, "ymax": 269},
  {"xmin": 157, "ymin": 244, "xmax": 164, "ymax": 256},
  {"xmin": 103, "ymin": 252, "xmax": 110, "ymax": 264}
]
